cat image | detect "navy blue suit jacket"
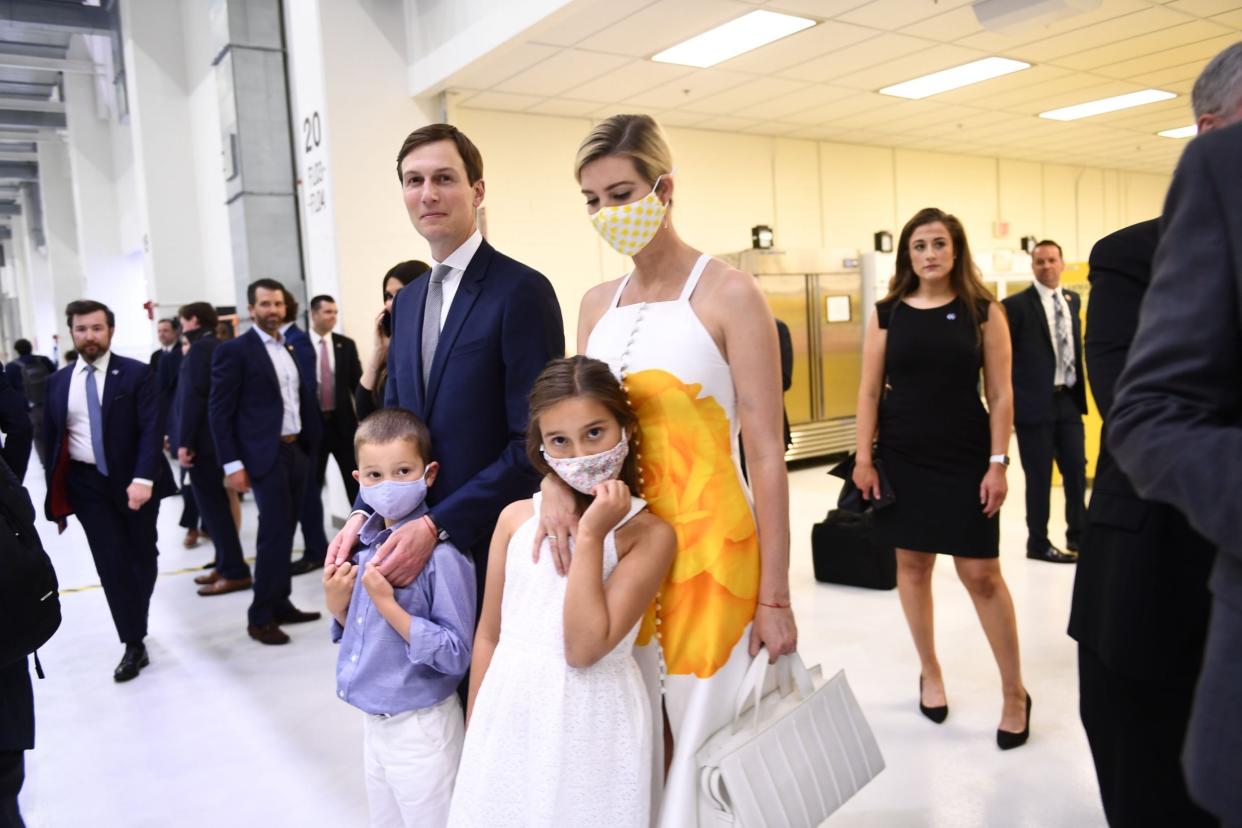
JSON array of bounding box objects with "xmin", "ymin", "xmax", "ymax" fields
[
  {"xmin": 1002, "ymin": 284, "xmax": 1088, "ymax": 424},
  {"xmin": 42, "ymin": 354, "xmax": 174, "ymax": 521},
  {"xmin": 380, "ymin": 239, "xmax": 564, "ymax": 551},
  {"xmin": 283, "ymin": 324, "xmax": 318, "ymax": 399},
  {"xmin": 175, "ymin": 331, "xmax": 221, "ymax": 460},
  {"xmin": 208, "ymin": 328, "xmax": 322, "ymax": 479}
]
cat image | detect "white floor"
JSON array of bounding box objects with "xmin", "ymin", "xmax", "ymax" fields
[{"xmin": 16, "ymin": 443, "xmax": 1105, "ymax": 827}]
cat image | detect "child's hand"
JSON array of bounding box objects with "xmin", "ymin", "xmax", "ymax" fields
[
  {"xmin": 579, "ymin": 479, "xmax": 631, "ymax": 540},
  {"xmin": 362, "ymin": 562, "xmax": 395, "ymax": 603},
  {"xmin": 323, "ymin": 561, "xmax": 356, "ymax": 620}
]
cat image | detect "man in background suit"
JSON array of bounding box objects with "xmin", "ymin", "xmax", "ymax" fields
[
  {"xmin": 327, "ymin": 123, "xmax": 563, "ymax": 614},
  {"xmin": 148, "ymin": 317, "xmax": 180, "ymax": 373},
  {"xmin": 44, "ymin": 300, "xmax": 174, "ymax": 681},
  {"xmin": 151, "ymin": 317, "xmax": 202, "ymax": 548},
  {"xmin": 173, "ymin": 302, "xmax": 253, "ymax": 597},
  {"xmin": 1110, "ymin": 47, "xmax": 1242, "ymax": 827},
  {"xmin": 1069, "ymin": 218, "xmax": 1216, "ymax": 826},
  {"xmin": 289, "ymin": 294, "xmax": 362, "ymax": 576},
  {"xmin": 1002, "ymin": 240, "xmax": 1088, "ymax": 564},
  {"xmin": 209, "ymin": 279, "xmax": 322, "ymax": 645},
  {"xmin": 5, "ymin": 339, "xmax": 54, "ymax": 471}
]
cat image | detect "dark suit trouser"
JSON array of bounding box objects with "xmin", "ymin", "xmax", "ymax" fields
[
  {"xmin": 1078, "ymin": 646, "xmax": 1215, "ymax": 828},
  {"xmin": 67, "ymin": 462, "xmax": 159, "ymax": 645},
  {"xmin": 1184, "ymin": 599, "xmax": 1242, "ymax": 827},
  {"xmin": 0, "ymin": 751, "xmax": 23, "ymax": 828},
  {"xmin": 248, "ymin": 442, "xmax": 308, "ymax": 627},
  {"xmin": 297, "ymin": 416, "xmax": 357, "ymax": 565},
  {"xmin": 1015, "ymin": 390, "xmax": 1088, "ymax": 552},
  {"xmin": 177, "ymin": 467, "xmax": 201, "ymax": 531},
  {"xmin": 26, "ymin": 406, "xmax": 46, "ymax": 473},
  {"xmin": 188, "ymin": 457, "xmax": 250, "ymax": 581}
]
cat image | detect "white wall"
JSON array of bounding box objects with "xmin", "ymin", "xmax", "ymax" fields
[{"xmin": 454, "ymin": 107, "xmax": 1171, "ymax": 344}]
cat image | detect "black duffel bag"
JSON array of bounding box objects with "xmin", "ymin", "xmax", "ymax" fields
[{"xmin": 811, "ymin": 509, "xmax": 896, "ymax": 591}]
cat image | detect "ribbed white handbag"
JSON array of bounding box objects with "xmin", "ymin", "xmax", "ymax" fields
[{"xmin": 696, "ymin": 649, "xmax": 885, "ymax": 827}]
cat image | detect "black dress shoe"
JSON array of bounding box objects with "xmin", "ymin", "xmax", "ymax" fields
[
  {"xmin": 998, "ymin": 693, "xmax": 1033, "ymax": 750},
  {"xmin": 289, "ymin": 557, "xmax": 324, "ymax": 576},
  {"xmin": 1026, "ymin": 545, "xmax": 1078, "ymax": 563},
  {"xmin": 248, "ymin": 622, "xmax": 290, "ymax": 645},
  {"xmin": 275, "ymin": 606, "xmax": 322, "ymax": 625},
  {"xmin": 1066, "ymin": 540, "xmax": 1080, "ymax": 553},
  {"xmin": 919, "ymin": 675, "xmax": 948, "ymax": 724},
  {"xmin": 114, "ymin": 643, "xmax": 149, "ymax": 682}
]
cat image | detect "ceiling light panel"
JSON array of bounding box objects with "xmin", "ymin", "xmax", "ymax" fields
[
  {"xmin": 879, "ymin": 57, "xmax": 1030, "ymax": 99},
  {"xmin": 1158, "ymin": 125, "xmax": 1196, "ymax": 139},
  {"xmin": 651, "ymin": 10, "xmax": 817, "ymax": 69},
  {"xmin": 1039, "ymin": 88, "xmax": 1176, "ymax": 120}
]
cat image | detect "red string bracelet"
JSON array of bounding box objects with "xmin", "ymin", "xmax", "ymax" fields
[
  {"xmin": 420, "ymin": 515, "xmax": 438, "ymax": 541},
  {"xmin": 758, "ymin": 600, "xmax": 791, "ymax": 609}
]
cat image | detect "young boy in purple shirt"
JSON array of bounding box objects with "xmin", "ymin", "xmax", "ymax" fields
[{"xmin": 323, "ymin": 408, "xmax": 475, "ymax": 828}]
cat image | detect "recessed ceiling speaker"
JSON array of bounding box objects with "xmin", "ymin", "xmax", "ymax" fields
[{"xmin": 972, "ymin": 0, "xmax": 1102, "ymax": 33}]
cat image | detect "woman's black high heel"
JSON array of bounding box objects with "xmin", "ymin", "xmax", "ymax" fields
[
  {"xmin": 997, "ymin": 693, "xmax": 1032, "ymax": 750},
  {"xmin": 919, "ymin": 675, "xmax": 948, "ymax": 724}
]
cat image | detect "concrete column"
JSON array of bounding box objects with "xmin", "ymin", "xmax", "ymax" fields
[{"xmin": 211, "ymin": 0, "xmax": 303, "ymax": 317}]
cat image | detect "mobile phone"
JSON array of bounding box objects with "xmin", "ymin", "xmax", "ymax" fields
[{"xmin": 381, "ymin": 310, "xmax": 393, "ymax": 338}]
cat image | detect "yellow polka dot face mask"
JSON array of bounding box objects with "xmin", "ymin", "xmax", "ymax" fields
[{"xmin": 590, "ymin": 175, "xmax": 668, "ymax": 257}]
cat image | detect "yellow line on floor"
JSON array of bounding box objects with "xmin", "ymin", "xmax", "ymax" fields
[{"xmin": 57, "ymin": 555, "xmax": 262, "ymax": 594}]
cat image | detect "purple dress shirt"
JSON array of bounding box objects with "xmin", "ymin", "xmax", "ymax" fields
[{"xmin": 331, "ymin": 509, "xmax": 476, "ymax": 716}]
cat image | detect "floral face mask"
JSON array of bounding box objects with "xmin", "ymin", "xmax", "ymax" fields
[{"xmin": 542, "ymin": 430, "xmax": 629, "ymax": 495}]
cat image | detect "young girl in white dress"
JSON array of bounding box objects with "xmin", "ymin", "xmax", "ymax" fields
[{"xmin": 447, "ymin": 356, "xmax": 675, "ymax": 828}]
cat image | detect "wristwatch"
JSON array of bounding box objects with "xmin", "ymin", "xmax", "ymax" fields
[
  {"xmin": 429, "ymin": 515, "xmax": 450, "ymax": 542},
  {"xmin": 989, "ymin": 454, "xmax": 1010, "ymax": 467}
]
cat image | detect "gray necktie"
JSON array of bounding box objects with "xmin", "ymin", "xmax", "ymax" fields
[
  {"xmin": 85, "ymin": 364, "xmax": 109, "ymax": 476},
  {"xmin": 422, "ymin": 265, "xmax": 451, "ymax": 389},
  {"xmin": 1053, "ymin": 293, "xmax": 1076, "ymax": 386}
]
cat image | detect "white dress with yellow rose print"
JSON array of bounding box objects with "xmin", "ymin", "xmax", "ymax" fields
[{"xmin": 586, "ymin": 253, "xmax": 761, "ymax": 827}]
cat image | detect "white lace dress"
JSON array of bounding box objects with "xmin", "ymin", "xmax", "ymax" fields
[{"xmin": 447, "ymin": 494, "xmax": 651, "ymax": 827}]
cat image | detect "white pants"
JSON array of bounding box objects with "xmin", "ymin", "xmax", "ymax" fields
[{"xmin": 363, "ymin": 694, "xmax": 465, "ymax": 828}]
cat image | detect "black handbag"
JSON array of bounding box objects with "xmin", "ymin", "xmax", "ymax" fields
[
  {"xmin": 828, "ymin": 454, "xmax": 896, "ymax": 514},
  {"xmin": 811, "ymin": 509, "xmax": 896, "ymax": 590}
]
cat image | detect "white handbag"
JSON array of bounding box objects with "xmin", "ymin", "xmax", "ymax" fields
[{"xmin": 696, "ymin": 649, "xmax": 885, "ymax": 827}]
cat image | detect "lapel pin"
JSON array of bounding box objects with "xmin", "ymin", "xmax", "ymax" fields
[
  {"xmin": 946, "ymin": 312, "xmax": 957, "ymax": 320},
  {"xmin": 111, "ymin": 369, "xmax": 119, "ymax": 376}
]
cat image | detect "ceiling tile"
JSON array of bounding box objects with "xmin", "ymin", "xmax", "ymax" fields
[
  {"xmin": 837, "ymin": 0, "xmax": 976, "ymax": 29},
  {"xmin": 763, "ymin": 0, "xmax": 874, "ymax": 16},
  {"xmin": 776, "ymin": 32, "xmax": 932, "ymax": 82},
  {"xmin": 740, "ymin": 120, "xmax": 804, "ymax": 135},
  {"xmin": 956, "ymin": 0, "xmax": 1151, "ymax": 52},
  {"xmin": 719, "ymin": 20, "xmax": 879, "ymax": 74},
  {"xmin": 495, "ymin": 49, "xmax": 633, "ymax": 96},
  {"xmin": 901, "ymin": 5, "xmax": 986, "ymax": 42},
  {"xmin": 694, "ymin": 114, "xmax": 764, "ymax": 131},
  {"xmin": 650, "ymin": 109, "xmax": 713, "ymax": 127},
  {"xmin": 575, "ymin": 0, "xmax": 755, "ymax": 57},
  {"xmin": 524, "ymin": 98, "xmax": 608, "ymax": 118},
  {"xmin": 622, "ymin": 68, "xmax": 755, "ymax": 108},
  {"xmin": 528, "ymin": 0, "xmax": 659, "ymax": 47},
  {"xmin": 1053, "ymin": 19, "xmax": 1233, "ymax": 71},
  {"xmin": 933, "ymin": 64, "xmax": 1073, "ymax": 105},
  {"xmin": 560, "ymin": 59, "xmax": 694, "ymax": 103},
  {"xmin": 1166, "ymin": 0, "xmax": 1242, "ymax": 18},
  {"xmin": 1212, "ymin": 8, "xmax": 1242, "ymax": 29},
  {"xmin": 459, "ymin": 90, "xmax": 544, "ymax": 112},
  {"xmin": 730, "ymin": 83, "xmax": 858, "ymax": 119},
  {"xmin": 680, "ymin": 76, "xmax": 811, "ymax": 114},
  {"xmin": 963, "ymin": 4, "xmax": 1182, "ymax": 59},
  {"xmin": 443, "ymin": 43, "xmax": 559, "ymax": 90},
  {"xmin": 782, "ymin": 90, "xmax": 891, "ymax": 124},
  {"xmin": 1093, "ymin": 34, "xmax": 1239, "ymax": 81}
]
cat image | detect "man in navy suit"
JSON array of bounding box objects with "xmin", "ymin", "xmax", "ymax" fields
[
  {"xmin": 327, "ymin": 123, "xmax": 563, "ymax": 612},
  {"xmin": 209, "ymin": 279, "xmax": 322, "ymax": 644},
  {"xmin": 43, "ymin": 300, "xmax": 174, "ymax": 681},
  {"xmin": 153, "ymin": 317, "xmax": 203, "ymax": 548},
  {"xmin": 1002, "ymin": 240, "xmax": 1088, "ymax": 564},
  {"xmin": 172, "ymin": 302, "xmax": 253, "ymax": 597}
]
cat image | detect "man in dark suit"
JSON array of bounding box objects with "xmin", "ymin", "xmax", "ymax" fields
[
  {"xmin": 149, "ymin": 317, "xmax": 180, "ymax": 373},
  {"xmin": 152, "ymin": 317, "xmax": 202, "ymax": 548},
  {"xmin": 327, "ymin": 123, "xmax": 563, "ymax": 611},
  {"xmin": 1069, "ymin": 218, "xmax": 1216, "ymax": 827},
  {"xmin": 1002, "ymin": 240, "xmax": 1088, "ymax": 564},
  {"xmin": 289, "ymin": 294, "xmax": 362, "ymax": 576},
  {"xmin": 209, "ymin": 279, "xmax": 322, "ymax": 645},
  {"xmin": 5, "ymin": 339, "xmax": 54, "ymax": 471},
  {"xmin": 1109, "ymin": 57, "xmax": 1242, "ymax": 827},
  {"xmin": 173, "ymin": 302, "xmax": 253, "ymax": 597},
  {"xmin": 43, "ymin": 300, "xmax": 175, "ymax": 681}
]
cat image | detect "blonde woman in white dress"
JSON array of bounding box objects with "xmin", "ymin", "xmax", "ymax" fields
[
  {"xmin": 536, "ymin": 113, "xmax": 798, "ymax": 825},
  {"xmin": 449, "ymin": 356, "xmax": 675, "ymax": 827}
]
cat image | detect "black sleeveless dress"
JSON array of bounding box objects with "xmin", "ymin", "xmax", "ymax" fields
[{"xmin": 871, "ymin": 296, "xmax": 999, "ymax": 558}]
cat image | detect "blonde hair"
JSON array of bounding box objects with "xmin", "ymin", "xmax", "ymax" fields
[{"xmin": 574, "ymin": 114, "xmax": 672, "ymax": 185}]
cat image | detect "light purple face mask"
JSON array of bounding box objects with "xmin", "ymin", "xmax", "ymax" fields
[{"xmin": 542, "ymin": 430, "xmax": 629, "ymax": 495}]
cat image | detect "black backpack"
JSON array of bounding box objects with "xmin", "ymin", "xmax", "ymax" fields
[
  {"xmin": 17, "ymin": 356, "xmax": 51, "ymax": 408},
  {"xmin": 0, "ymin": 455, "xmax": 60, "ymax": 675}
]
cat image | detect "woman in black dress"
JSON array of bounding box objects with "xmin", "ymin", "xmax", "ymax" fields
[{"xmin": 854, "ymin": 207, "xmax": 1031, "ymax": 749}]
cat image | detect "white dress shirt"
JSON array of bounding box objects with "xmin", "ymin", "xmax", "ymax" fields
[
  {"xmin": 1033, "ymin": 280, "xmax": 1075, "ymax": 387},
  {"xmin": 222, "ymin": 327, "xmax": 302, "ymax": 476},
  {"xmin": 429, "ymin": 229, "xmax": 484, "ymax": 331},
  {"xmin": 66, "ymin": 350, "xmax": 152, "ymax": 487}
]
